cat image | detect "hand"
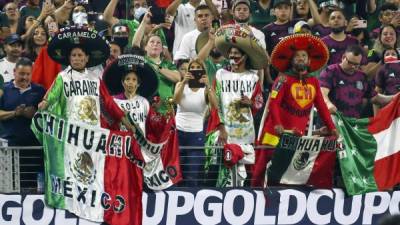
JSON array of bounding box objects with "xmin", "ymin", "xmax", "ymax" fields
[
  {"xmin": 218, "ymin": 124, "xmax": 228, "ymax": 145},
  {"xmin": 142, "ymin": 10, "xmax": 152, "ymax": 25},
  {"xmin": 391, "ymin": 13, "xmax": 400, "ymax": 27},
  {"xmin": 327, "ymin": 103, "xmax": 337, "ymax": 114},
  {"xmin": 14, "ymin": 105, "xmax": 25, "ymax": 117},
  {"xmin": 151, "ymin": 23, "xmax": 172, "ymax": 33},
  {"xmin": 199, "ymin": 75, "xmax": 209, "ymax": 86},
  {"xmin": 346, "ymin": 18, "xmax": 358, "ymax": 32},
  {"xmin": 38, "ymin": 100, "xmax": 48, "ymax": 110},
  {"xmin": 330, "ymin": 129, "xmax": 339, "ymax": 139},
  {"xmin": 208, "ymin": 28, "xmax": 216, "ymax": 43},
  {"xmin": 239, "ymin": 95, "xmax": 252, "ymax": 107},
  {"xmin": 274, "ymin": 124, "xmax": 285, "ymax": 136},
  {"xmin": 63, "ymin": 0, "xmax": 76, "ymax": 10},
  {"xmin": 183, "ymin": 72, "xmax": 194, "ymax": 83},
  {"xmin": 22, "ymin": 106, "xmax": 36, "ymax": 118}
]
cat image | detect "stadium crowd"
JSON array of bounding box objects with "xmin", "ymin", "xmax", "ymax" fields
[{"xmin": 0, "ymin": 0, "xmax": 399, "ymax": 189}]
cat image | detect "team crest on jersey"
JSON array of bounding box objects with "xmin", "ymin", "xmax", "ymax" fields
[
  {"xmin": 290, "ymin": 83, "xmax": 316, "ymax": 108},
  {"xmin": 70, "ymin": 152, "xmax": 97, "ymax": 185}
]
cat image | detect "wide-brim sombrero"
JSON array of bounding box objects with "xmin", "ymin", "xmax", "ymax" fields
[
  {"xmin": 215, "ymin": 24, "xmax": 268, "ymax": 70},
  {"xmin": 271, "ymin": 34, "xmax": 329, "ymax": 73},
  {"xmin": 195, "ymin": 30, "xmax": 209, "ymax": 54},
  {"xmin": 48, "ymin": 25, "xmax": 110, "ymax": 67},
  {"xmin": 103, "ymin": 54, "xmax": 158, "ymax": 98}
]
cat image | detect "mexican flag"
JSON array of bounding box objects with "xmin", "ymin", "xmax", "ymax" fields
[
  {"xmin": 31, "ymin": 111, "xmax": 143, "ymax": 225},
  {"xmin": 335, "ymin": 94, "xmax": 400, "ymax": 195},
  {"xmin": 133, "ymin": 109, "xmax": 182, "ymax": 190},
  {"xmin": 266, "ymin": 134, "xmax": 337, "ymax": 188}
]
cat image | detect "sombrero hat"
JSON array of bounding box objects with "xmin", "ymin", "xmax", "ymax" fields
[
  {"xmin": 103, "ymin": 54, "xmax": 158, "ymax": 98},
  {"xmin": 215, "ymin": 24, "xmax": 267, "ymax": 70},
  {"xmin": 271, "ymin": 34, "xmax": 329, "ymax": 73},
  {"xmin": 47, "ymin": 25, "xmax": 110, "ymax": 67},
  {"xmin": 195, "ymin": 30, "xmax": 209, "ymax": 54}
]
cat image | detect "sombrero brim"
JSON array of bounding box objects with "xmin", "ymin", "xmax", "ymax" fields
[
  {"xmin": 195, "ymin": 30, "xmax": 209, "ymax": 54},
  {"xmin": 215, "ymin": 25, "xmax": 267, "ymax": 70},
  {"xmin": 48, "ymin": 26, "xmax": 110, "ymax": 67},
  {"xmin": 271, "ymin": 34, "xmax": 329, "ymax": 73},
  {"xmin": 103, "ymin": 58, "xmax": 158, "ymax": 98}
]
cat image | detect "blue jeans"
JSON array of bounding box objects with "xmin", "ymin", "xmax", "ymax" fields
[{"xmin": 177, "ymin": 130, "xmax": 205, "ymax": 187}]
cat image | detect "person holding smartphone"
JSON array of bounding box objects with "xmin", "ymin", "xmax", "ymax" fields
[{"xmin": 173, "ymin": 59, "xmax": 218, "ymax": 187}]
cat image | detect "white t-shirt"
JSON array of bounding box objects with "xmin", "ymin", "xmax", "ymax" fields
[
  {"xmin": 172, "ymin": 3, "xmax": 197, "ymax": 56},
  {"xmin": 175, "ymin": 85, "xmax": 207, "ymax": 132},
  {"xmin": 0, "ymin": 57, "xmax": 16, "ymax": 83},
  {"xmin": 173, "ymin": 29, "xmax": 201, "ymax": 61},
  {"xmin": 114, "ymin": 95, "xmax": 150, "ymax": 135}
]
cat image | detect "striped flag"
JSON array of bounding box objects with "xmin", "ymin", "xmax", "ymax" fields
[
  {"xmin": 31, "ymin": 112, "xmax": 143, "ymax": 225},
  {"xmin": 335, "ymin": 94, "xmax": 400, "ymax": 195},
  {"xmin": 266, "ymin": 134, "xmax": 337, "ymax": 188}
]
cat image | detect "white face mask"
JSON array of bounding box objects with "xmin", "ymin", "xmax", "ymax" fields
[
  {"xmin": 134, "ymin": 7, "xmax": 148, "ymax": 20},
  {"xmin": 72, "ymin": 12, "xmax": 88, "ymax": 25}
]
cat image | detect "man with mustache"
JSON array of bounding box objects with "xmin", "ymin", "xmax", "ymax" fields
[
  {"xmin": 0, "ymin": 57, "xmax": 45, "ymax": 188},
  {"xmin": 253, "ymin": 34, "xmax": 338, "ymax": 187},
  {"xmin": 0, "ymin": 34, "xmax": 23, "ymax": 83},
  {"xmin": 322, "ymin": 9, "xmax": 360, "ymax": 65}
]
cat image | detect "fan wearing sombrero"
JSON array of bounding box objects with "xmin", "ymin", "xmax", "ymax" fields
[
  {"xmin": 205, "ymin": 25, "xmax": 265, "ymax": 186},
  {"xmin": 103, "ymin": 49, "xmax": 158, "ymax": 135},
  {"xmin": 38, "ymin": 26, "xmax": 135, "ymax": 131},
  {"xmin": 252, "ymin": 34, "xmax": 338, "ymax": 187}
]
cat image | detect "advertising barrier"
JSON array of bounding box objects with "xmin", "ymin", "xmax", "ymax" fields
[{"xmin": 1, "ymin": 187, "xmax": 399, "ymax": 225}]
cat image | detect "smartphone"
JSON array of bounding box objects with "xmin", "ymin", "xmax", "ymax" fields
[
  {"xmin": 354, "ymin": 20, "xmax": 367, "ymax": 29},
  {"xmin": 212, "ymin": 19, "xmax": 220, "ymax": 30},
  {"xmin": 188, "ymin": 70, "xmax": 205, "ymax": 88},
  {"xmin": 48, "ymin": 21, "xmax": 58, "ymax": 36}
]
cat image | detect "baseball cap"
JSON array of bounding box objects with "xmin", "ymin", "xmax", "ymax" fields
[
  {"xmin": 4, "ymin": 33, "xmax": 22, "ymax": 45},
  {"xmin": 273, "ymin": 0, "xmax": 292, "ymax": 8},
  {"xmin": 294, "ymin": 21, "xmax": 311, "ymax": 34},
  {"xmin": 223, "ymin": 144, "xmax": 244, "ymax": 169},
  {"xmin": 232, "ymin": 0, "xmax": 250, "ymax": 10}
]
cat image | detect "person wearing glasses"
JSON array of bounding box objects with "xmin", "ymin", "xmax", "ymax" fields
[
  {"xmin": 319, "ymin": 45, "xmax": 395, "ymax": 118},
  {"xmin": 3, "ymin": 2, "xmax": 19, "ymax": 33}
]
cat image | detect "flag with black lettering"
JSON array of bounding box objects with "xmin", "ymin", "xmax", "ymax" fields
[
  {"xmin": 31, "ymin": 111, "xmax": 143, "ymax": 225},
  {"xmin": 266, "ymin": 134, "xmax": 337, "ymax": 188},
  {"xmin": 133, "ymin": 109, "xmax": 182, "ymax": 190}
]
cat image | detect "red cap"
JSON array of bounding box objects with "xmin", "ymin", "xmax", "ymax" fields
[{"xmin": 223, "ymin": 144, "xmax": 244, "ymax": 168}]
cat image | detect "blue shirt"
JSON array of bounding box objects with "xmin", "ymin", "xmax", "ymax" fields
[{"xmin": 0, "ymin": 81, "xmax": 45, "ymax": 146}]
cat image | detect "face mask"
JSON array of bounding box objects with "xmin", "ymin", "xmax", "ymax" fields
[
  {"xmin": 384, "ymin": 55, "xmax": 399, "ymax": 63},
  {"xmin": 134, "ymin": 7, "xmax": 148, "ymax": 20},
  {"xmin": 72, "ymin": 12, "xmax": 88, "ymax": 25},
  {"xmin": 332, "ymin": 26, "xmax": 345, "ymax": 34},
  {"xmin": 113, "ymin": 36, "xmax": 129, "ymax": 49}
]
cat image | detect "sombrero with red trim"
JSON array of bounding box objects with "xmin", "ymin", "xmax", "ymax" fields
[
  {"xmin": 215, "ymin": 24, "xmax": 267, "ymax": 70},
  {"xmin": 271, "ymin": 34, "xmax": 329, "ymax": 73}
]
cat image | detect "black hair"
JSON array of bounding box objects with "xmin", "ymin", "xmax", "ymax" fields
[
  {"xmin": 15, "ymin": 57, "xmax": 33, "ymax": 68},
  {"xmin": 381, "ymin": 47, "xmax": 400, "ymax": 60},
  {"xmin": 345, "ymin": 45, "xmax": 364, "ymax": 57},
  {"xmin": 228, "ymin": 46, "xmax": 252, "ymax": 70},
  {"xmin": 195, "ymin": 4, "xmax": 211, "ymax": 14},
  {"xmin": 379, "ymin": 3, "xmax": 398, "ymax": 14},
  {"xmin": 176, "ymin": 59, "xmax": 190, "ymax": 69},
  {"xmin": 25, "ymin": 25, "xmax": 48, "ymax": 61},
  {"xmin": 379, "ymin": 24, "xmax": 398, "ymax": 43}
]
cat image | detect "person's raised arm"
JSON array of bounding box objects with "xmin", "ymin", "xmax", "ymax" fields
[
  {"xmin": 205, "ymin": 0, "xmax": 220, "ymax": 20},
  {"xmin": 197, "ymin": 29, "xmax": 215, "ymax": 63},
  {"xmin": 368, "ymin": 0, "xmax": 377, "ymax": 13},
  {"xmin": 54, "ymin": 0, "xmax": 75, "ymax": 24},
  {"xmin": 307, "ymin": 0, "xmax": 322, "ymax": 25},
  {"xmin": 166, "ymin": 0, "xmax": 182, "ymax": 17},
  {"xmin": 103, "ymin": 0, "xmax": 119, "ymax": 26},
  {"xmin": 22, "ymin": 1, "xmax": 54, "ymax": 41},
  {"xmin": 132, "ymin": 11, "xmax": 151, "ymax": 48}
]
